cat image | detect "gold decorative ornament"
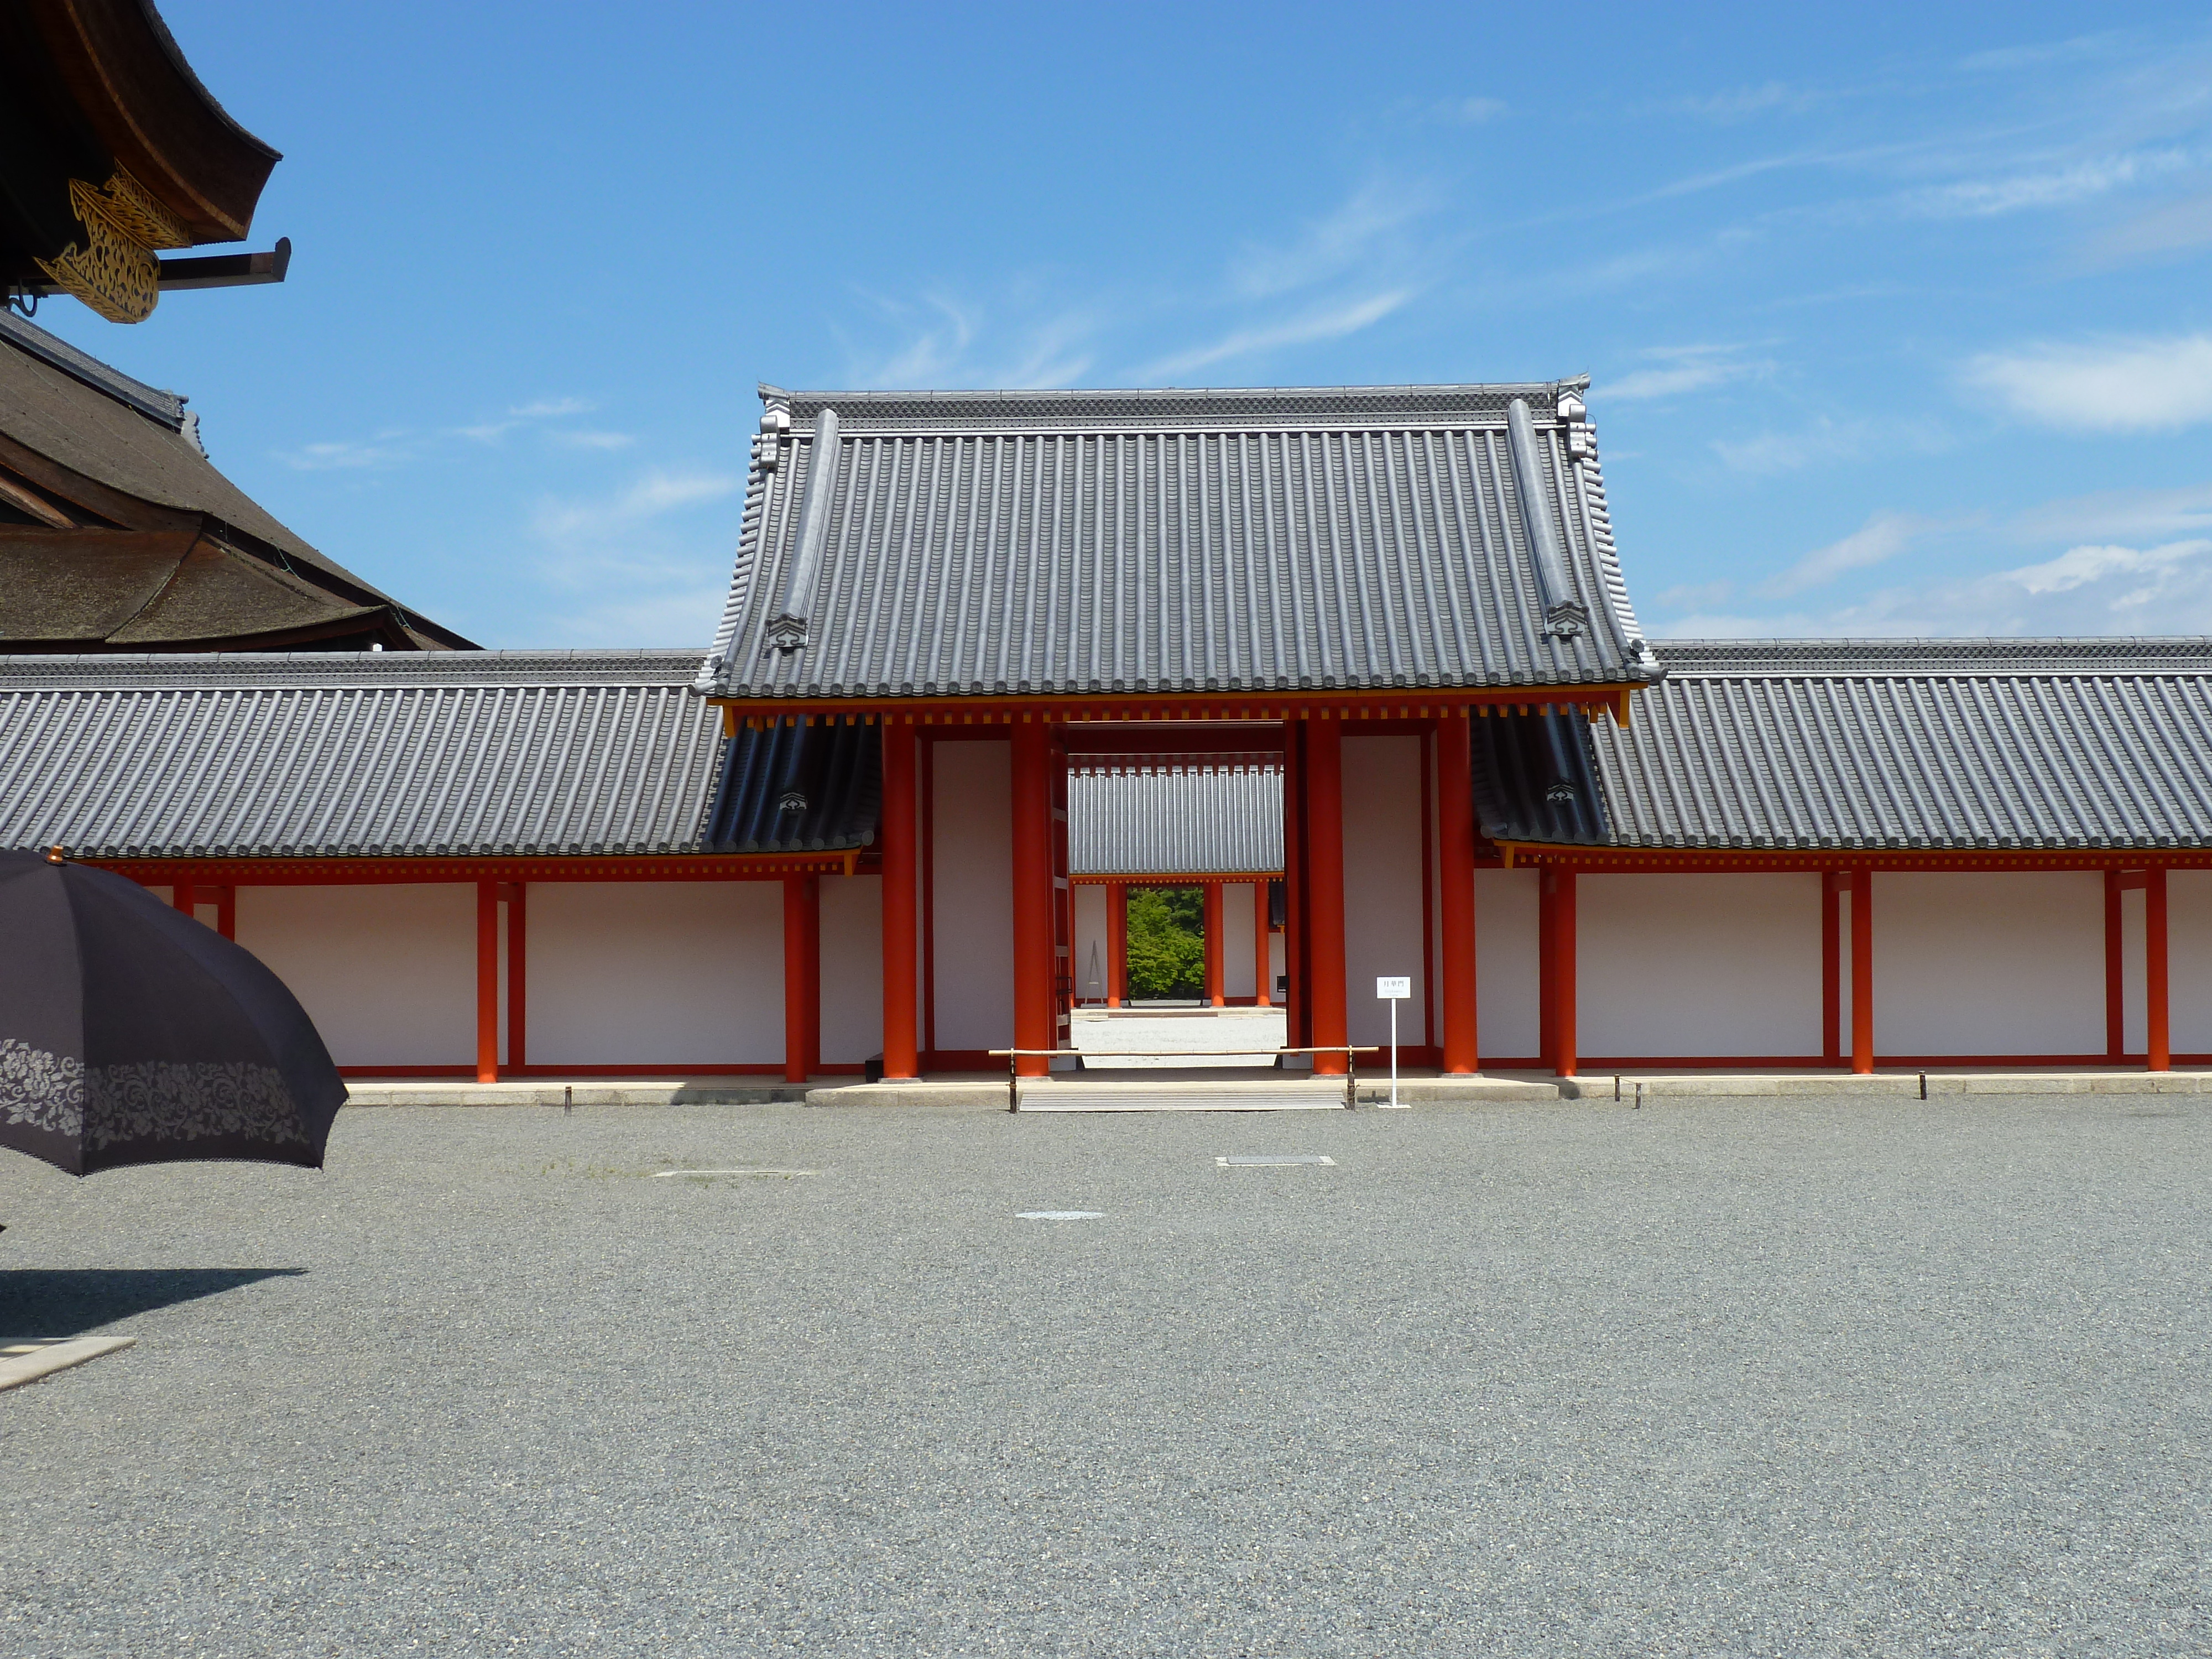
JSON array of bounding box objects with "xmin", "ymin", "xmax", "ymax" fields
[{"xmin": 33, "ymin": 169, "xmax": 190, "ymax": 324}]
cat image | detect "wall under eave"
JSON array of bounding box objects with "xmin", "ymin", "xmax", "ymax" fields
[
  {"xmin": 1223, "ymin": 881, "xmax": 1258, "ymax": 1000},
  {"xmin": 1579, "ymin": 873, "xmax": 1822, "ymax": 1058},
  {"xmin": 931, "ymin": 738, "xmax": 1013, "ymax": 1052},
  {"xmin": 1072, "ymin": 884, "xmax": 1109, "ymax": 1003},
  {"xmin": 1474, "ymin": 868, "xmax": 1540, "ymax": 1060},
  {"xmin": 820, "ymin": 873, "xmax": 883, "ymax": 1065},
  {"xmin": 525, "ymin": 882, "xmax": 782, "ymax": 1067},
  {"xmin": 234, "ymin": 884, "xmax": 475, "ymax": 1067},
  {"xmin": 1342, "ymin": 735, "xmax": 1427, "ymax": 1047},
  {"xmin": 2163, "ymin": 872, "xmax": 2212, "ymax": 1053},
  {"xmin": 1869, "ymin": 872, "xmax": 2103, "ymax": 1056}
]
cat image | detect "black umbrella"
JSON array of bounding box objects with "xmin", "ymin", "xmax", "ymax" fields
[{"xmin": 0, "ymin": 850, "xmax": 345, "ymax": 1177}]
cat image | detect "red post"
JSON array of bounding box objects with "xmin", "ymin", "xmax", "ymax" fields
[
  {"xmin": 1253, "ymin": 882, "xmax": 1272, "ymax": 1008},
  {"xmin": 475, "ymin": 879, "xmax": 499, "ymax": 1084},
  {"xmin": 171, "ymin": 880, "xmax": 195, "ymax": 916},
  {"xmin": 1552, "ymin": 868, "xmax": 1577, "ymax": 1078},
  {"xmin": 2105, "ymin": 869, "xmax": 2126, "ymax": 1061},
  {"xmin": 1436, "ymin": 714, "xmax": 1479, "ymax": 1073},
  {"xmin": 783, "ymin": 873, "xmax": 820, "ymax": 1084},
  {"xmin": 2147, "ymin": 865, "xmax": 2170, "ymax": 1072},
  {"xmin": 1305, "ymin": 717, "xmax": 1349, "ymax": 1076},
  {"xmin": 505, "ymin": 882, "xmax": 527, "ymax": 1071},
  {"xmin": 1203, "ymin": 881, "xmax": 1225, "ymax": 1006},
  {"xmin": 1105, "ymin": 881, "xmax": 1126, "ymax": 1006},
  {"xmin": 879, "ymin": 722, "xmax": 920, "ymax": 1079},
  {"xmin": 1850, "ymin": 868, "xmax": 1873, "ymax": 1074},
  {"xmin": 215, "ymin": 885, "xmax": 236, "ymax": 941},
  {"xmin": 1821, "ymin": 872, "xmax": 1840, "ymax": 1064},
  {"xmin": 1011, "ymin": 722, "xmax": 1056, "ymax": 1078}
]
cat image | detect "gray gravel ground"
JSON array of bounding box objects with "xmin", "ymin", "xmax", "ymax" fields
[{"xmin": 2, "ymin": 1094, "xmax": 2208, "ymax": 1657}]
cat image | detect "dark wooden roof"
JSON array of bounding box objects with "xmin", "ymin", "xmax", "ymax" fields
[{"xmin": 0, "ymin": 312, "xmax": 474, "ymax": 651}]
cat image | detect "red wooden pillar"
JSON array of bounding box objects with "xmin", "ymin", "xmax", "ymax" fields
[
  {"xmin": 1551, "ymin": 868, "xmax": 1578, "ymax": 1078},
  {"xmin": 1284, "ymin": 729, "xmax": 1306, "ymax": 1049},
  {"xmin": 2104, "ymin": 869, "xmax": 2126, "ymax": 1061},
  {"xmin": 1436, "ymin": 714, "xmax": 1478, "ymax": 1073},
  {"xmin": 1821, "ymin": 872, "xmax": 1841, "ymax": 1064},
  {"xmin": 1105, "ymin": 881, "xmax": 1126, "ymax": 1007},
  {"xmin": 1011, "ymin": 722, "xmax": 1056, "ymax": 1078},
  {"xmin": 213, "ymin": 886, "xmax": 236, "ymax": 941},
  {"xmin": 880, "ymin": 722, "xmax": 920, "ymax": 1079},
  {"xmin": 2147, "ymin": 865, "xmax": 2170, "ymax": 1072},
  {"xmin": 1305, "ymin": 717, "xmax": 1349, "ymax": 1076},
  {"xmin": 475, "ymin": 879, "xmax": 499, "ymax": 1084},
  {"xmin": 1849, "ymin": 868, "xmax": 1874, "ymax": 1074},
  {"xmin": 504, "ymin": 882, "xmax": 527, "ymax": 1071},
  {"xmin": 1203, "ymin": 881, "xmax": 1225, "ymax": 1006},
  {"xmin": 171, "ymin": 879, "xmax": 195, "ymax": 916},
  {"xmin": 1253, "ymin": 883, "xmax": 1272, "ymax": 1009},
  {"xmin": 782, "ymin": 873, "xmax": 820, "ymax": 1084}
]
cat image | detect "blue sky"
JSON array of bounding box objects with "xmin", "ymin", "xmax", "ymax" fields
[{"xmin": 25, "ymin": 4, "xmax": 2212, "ymax": 647}]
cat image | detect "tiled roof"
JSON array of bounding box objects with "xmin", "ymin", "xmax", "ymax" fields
[
  {"xmin": 0, "ymin": 651, "xmax": 723, "ymax": 857},
  {"xmin": 697, "ymin": 381, "xmax": 1662, "ymax": 702},
  {"xmin": 1484, "ymin": 638, "xmax": 2212, "ymax": 852},
  {"xmin": 702, "ymin": 719, "xmax": 880, "ymax": 853},
  {"xmin": 1069, "ymin": 765, "xmax": 1284, "ymax": 875}
]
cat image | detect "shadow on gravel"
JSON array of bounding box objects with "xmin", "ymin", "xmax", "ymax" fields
[{"xmin": 0, "ymin": 1267, "xmax": 302, "ymax": 1340}]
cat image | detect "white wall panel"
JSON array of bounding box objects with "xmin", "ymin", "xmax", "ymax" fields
[
  {"xmin": 820, "ymin": 873, "xmax": 883, "ymax": 1065},
  {"xmin": 1870, "ymin": 872, "xmax": 2102, "ymax": 1056},
  {"xmin": 1224, "ymin": 882, "xmax": 1258, "ymax": 1000},
  {"xmin": 1072, "ymin": 884, "xmax": 1110, "ymax": 1004},
  {"xmin": 526, "ymin": 882, "xmax": 782, "ymax": 1066},
  {"xmin": 1579, "ymin": 874, "xmax": 1820, "ymax": 1058},
  {"xmin": 2168, "ymin": 871, "xmax": 2212, "ymax": 1053},
  {"xmin": 1342, "ymin": 737, "xmax": 1426, "ymax": 1047},
  {"xmin": 931, "ymin": 739, "xmax": 1013, "ymax": 1051},
  {"xmin": 234, "ymin": 883, "xmax": 474, "ymax": 1067},
  {"xmin": 1474, "ymin": 868, "xmax": 1539, "ymax": 1060}
]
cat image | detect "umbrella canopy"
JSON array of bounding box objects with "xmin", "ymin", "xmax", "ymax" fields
[{"xmin": 0, "ymin": 852, "xmax": 344, "ymax": 1177}]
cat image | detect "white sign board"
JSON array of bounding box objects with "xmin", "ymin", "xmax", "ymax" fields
[{"xmin": 1376, "ymin": 976, "xmax": 1411, "ymax": 1000}]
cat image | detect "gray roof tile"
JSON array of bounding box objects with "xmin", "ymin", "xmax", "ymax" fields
[
  {"xmin": 697, "ymin": 382, "xmax": 1662, "ymax": 702},
  {"xmin": 1069, "ymin": 765, "xmax": 1283, "ymax": 875},
  {"xmin": 0, "ymin": 651, "xmax": 723, "ymax": 858},
  {"xmin": 1510, "ymin": 638, "xmax": 2212, "ymax": 852}
]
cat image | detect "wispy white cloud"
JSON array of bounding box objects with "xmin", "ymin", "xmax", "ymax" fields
[
  {"xmin": 1141, "ymin": 290, "xmax": 1413, "ymax": 379},
  {"xmin": 1663, "ymin": 81, "xmax": 1827, "ymax": 122},
  {"xmin": 1710, "ymin": 416, "xmax": 1870, "ymax": 474},
  {"xmin": 1439, "ymin": 96, "xmax": 1508, "ymax": 124},
  {"xmin": 2010, "ymin": 482, "xmax": 2212, "ymax": 545},
  {"xmin": 1963, "ymin": 332, "xmax": 2212, "ymax": 430},
  {"xmin": 1658, "ymin": 537, "xmax": 2212, "ymax": 639},
  {"xmin": 1603, "ymin": 343, "xmax": 1776, "ymax": 402},
  {"xmin": 1760, "ymin": 511, "xmax": 1940, "ymax": 597},
  {"xmin": 552, "ymin": 429, "xmax": 638, "ymax": 451},
  {"xmin": 279, "ymin": 437, "xmax": 412, "ymax": 471},
  {"xmin": 1228, "ymin": 179, "xmax": 1437, "ymax": 300},
  {"xmin": 836, "ymin": 289, "xmax": 1098, "ymax": 389},
  {"xmin": 512, "ymin": 397, "xmax": 593, "ymax": 419},
  {"xmin": 2091, "ymin": 189, "xmax": 2212, "ymax": 265},
  {"xmin": 1906, "ymin": 148, "xmax": 2195, "ymax": 217},
  {"xmin": 1961, "ymin": 33, "xmax": 2130, "ymax": 74},
  {"xmin": 531, "ymin": 468, "xmax": 738, "ymax": 541}
]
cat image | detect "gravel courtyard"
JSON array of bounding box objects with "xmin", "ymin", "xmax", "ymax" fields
[{"xmin": 2, "ymin": 1094, "xmax": 2207, "ymax": 1657}]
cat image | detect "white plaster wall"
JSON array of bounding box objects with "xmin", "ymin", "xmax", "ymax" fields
[
  {"xmin": 526, "ymin": 882, "xmax": 782, "ymax": 1066},
  {"xmin": 820, "ymin": 873, "xmax": 883, "ymax": 1065},
  {"xmin": 2167, "ymin": 871, "xmax": 2212, "ymax": 1053},
  {"xmin": 2121, "ymin": 887, "xmax": 2146, "ymax": 1055},
  {"xmin": 1870, "ymin": 872, "xmax": 2103, "ymax": 1056},
  {"xmin": 1224, "ymin": 882, "xmax": 1258, "ymax": 999},
  {"xmin": 234, "ymin": 883, "xmax": 474, "ymax": 1066},
  {"xmin": 1578, "ymin": 874, "xmax": 1821, "ymax": 1058},
  {"xmin": 1341, "ymin": 736, "xmax": 1427, "ymax": 1047},
  {"xmin": 1072, "ymin": 884, "xmax": 1110, "ymax": 1003},
  {"xmin": 1269, "ymin": 928, "xmax": 1286, "ymax": 1000},
  {"xmin": 1474, "ymin": 868, "xmax": 1540, "ymax": 1060},
  {"xmin": 932, "ymin": 738, "xmax": 1013, "ymax": 1051}
]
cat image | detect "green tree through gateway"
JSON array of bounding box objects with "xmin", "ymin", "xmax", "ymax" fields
[{"xmin": 1123, "ymin": 886, "xmax": 1205, "ymax": 1000}]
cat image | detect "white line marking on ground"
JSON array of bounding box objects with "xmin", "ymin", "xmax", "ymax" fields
[
  {"xmin": 1017, "ymin": 1211, "xmax": 1105, "ymax": 1220},
  {"xmin": 1217, "ymin": 1155, "xmax": 1337, "ymax": 1166}
]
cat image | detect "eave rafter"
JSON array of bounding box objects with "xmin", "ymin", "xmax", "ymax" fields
[
  {"xmin": 710, "ymin": 685, "xmax": 1642, "ymax": 737},
  {"xmin": 1494, "ymin": 842, "xmax": 2212, "ymax": 873}
]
